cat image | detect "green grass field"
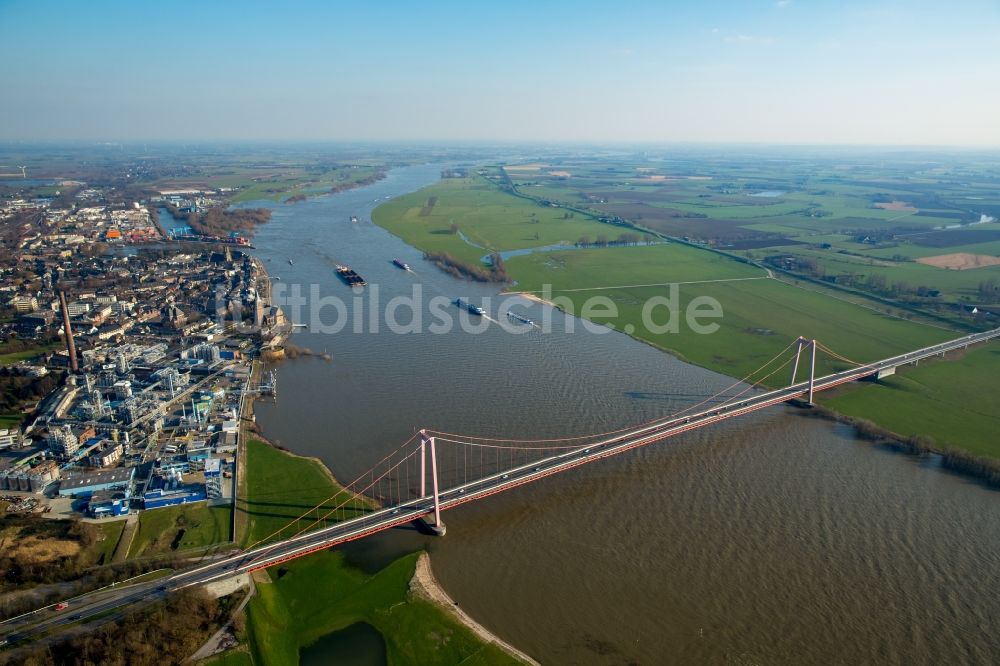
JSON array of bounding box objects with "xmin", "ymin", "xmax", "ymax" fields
[
  {"xmin": 0, "ymin": 341, "xmax": 57, "ymax": 366},
  {"xmin": 771, "ymin": 247, "xmax": 1000, "ymax": 302},
  {"xmin": 94, "ymin": 521, "xmax": 126, "ymax": 565},
  {"xmin": 246, "ymin": 551, "xmax": 522, "ymax": 666},
  {"xmin": 203, "ymin": 650, "xmax": 254, "ymax": 666},
  {"xmin": 240, "ymin": 439, "xmax": 369, "ymax": 548},
  {"xmin": 373, "ymin": 175, "xmax": 643, "ymax": 266},
  {"xmin": 822, "ymin": 343, "xmax": 1000, "ymax": 459},
  {"xmin": 496, "ymin": 155, "xmax": 1000, "ymax": 316},
  {"xmin": 507, "ymin": 243, "xmax": 764, "ymax": 293},
  {"xmin": 540, "ymin": 278, "xmax": 952, "ymax": 381},
  {"xmin": 127, "ymin": 503, "xmax": 232, "ymax": 558}
]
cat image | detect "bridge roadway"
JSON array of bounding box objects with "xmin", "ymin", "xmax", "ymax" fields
[{"xmin": 4, "ymin": 327, "xmax": 998, "ymax": 643}]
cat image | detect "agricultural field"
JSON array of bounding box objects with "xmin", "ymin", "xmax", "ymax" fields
[
  {"xmin": 151, "ymin": 164, "xmax": 385, "ymax": 204},
  {"xmin": 499, "ymin": 151, "xmax": 1000, "ymax": 324},
  {"xmin": 374, "ymin": 169, "xmax": 953, "ymax": 381},
  {"xmin": 226, "ymin": 165, "xmax": 384, "ymax": 203}
]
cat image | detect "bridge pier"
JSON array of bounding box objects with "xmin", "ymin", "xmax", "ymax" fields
[
  {"xmin": 416, "ymin": 518, "xmax": 447, "ymax": 536},
  {"xmin": 419, "ymin": 431, "xmax": 446, "ymax": 537},
  {"xmin": 790, "ymin": 337, "xmax": 817, "ymax": 404}
]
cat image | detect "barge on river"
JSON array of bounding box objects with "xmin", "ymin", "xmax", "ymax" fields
[{"xmin": 336, "ymin": 265, "xmax": 367, "ymax": 287}]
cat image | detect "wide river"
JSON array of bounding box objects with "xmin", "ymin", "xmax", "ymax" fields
[{"xmin": 251, "ymin": 165, "xmax": 1000, "ymax": 665}]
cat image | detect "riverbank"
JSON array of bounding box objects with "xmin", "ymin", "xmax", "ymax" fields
[
  {"xmin": 410, "ymin": 553, "xmax": 538, "ymax": 665},
  {"xmin": 230, "ymin": 430, "xmax": 528, "ymax": 664}
]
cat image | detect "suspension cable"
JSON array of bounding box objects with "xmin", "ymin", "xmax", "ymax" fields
[{"xmin": 426, "ymin": 338, "xmax": 801, "ymax": 445}]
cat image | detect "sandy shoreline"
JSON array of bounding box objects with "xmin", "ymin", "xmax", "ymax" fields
[
  {"xmin": 409, "ymin": 552, "xmax": 539, "ymax": 665},
  {"xmin": 510, "ymin": 290, "xmax": 559, "ymax": 310}
]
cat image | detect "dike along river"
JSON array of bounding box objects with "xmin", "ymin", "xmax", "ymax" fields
[{"xmin": 250, "ymin": 165, "xmax": 1000, "ymax": 665}]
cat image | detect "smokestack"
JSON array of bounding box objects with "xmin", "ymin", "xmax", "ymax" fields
[{"xmin": 58, "ymin": 290, "xmax": 79, "ymax": 373}]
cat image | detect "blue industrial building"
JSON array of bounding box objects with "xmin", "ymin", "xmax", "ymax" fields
[
  {"xmin": 142, "ymin": 486, "xmax": 207, "ymax": 509},
  {"xmin": 86, "ymin": 490, "xmax": 130, "ymax": 518}
]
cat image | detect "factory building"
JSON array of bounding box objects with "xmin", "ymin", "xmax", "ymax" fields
[
  {"xmin": 47, "ymin": 425, "xmax": 80, "ymax": 458},
  {"xmin": 57, "ymin": 467, "xmax": 135, "ymax": 498},
  {"xmin": 86, "ymin": 490, "xmax": 130, "ymax": 518},
  {"xmin": 87, "ymin": 440, "xmax": 124, "ymax": 468},
  {"xmin": 142, "ymin": 486, "xmax": 206, "ymax": 509},
  {"xmin": 0, "ymin": 429, "xmax": 22, "ymax": 450}
]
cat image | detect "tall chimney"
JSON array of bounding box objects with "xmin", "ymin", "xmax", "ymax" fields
[{"xmin": 58, "ymin": 290, "xmax": 79, "ymax": 373}]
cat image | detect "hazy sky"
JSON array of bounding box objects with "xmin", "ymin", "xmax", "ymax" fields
[{"xmin": 1, "ymin": 0, "xmax": 998, "ymax": 145}]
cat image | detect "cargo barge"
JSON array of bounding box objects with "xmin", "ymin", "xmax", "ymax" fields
[
  {"xmin": 507, "ymin": 311, "xmax": 534, "ymax": 325},
  {"xmin": 336, "ymin": 265, "xmax": 367, "ymax": 287},
  {"xmin": 392, "ymin": 258, "xmax": 411, "ymax": 271},
  {"xmin": 454, "ymin": 298, "xmax": 485, "ymax": 316}
]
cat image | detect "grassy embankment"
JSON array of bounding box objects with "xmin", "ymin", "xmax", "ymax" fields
[
  {"xmin": 511, "ymin": 247, "xmax": 952, "ymax": 380},
  {"xmin": 822, "ymin": 342, "xmax": 1000, "ymax": 460},
  {"xmin": 218, "ymin": 438, "xmax": 523, "ymax": 665},
  {"xmin": 127, "ymin": 504, "xmax": 233, "ymax": 559},
  {"xmin": 372, "ymin": 175, "xmax": 1000, "ymax": 467},
  {"xmin": 239, "ymin": 438, "xmax": 369, "ymax": 547}
]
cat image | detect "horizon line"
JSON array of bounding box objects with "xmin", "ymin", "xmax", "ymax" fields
[{"xmin": 1, "ymin": 138, "xmax": 999, "ymax": 152}]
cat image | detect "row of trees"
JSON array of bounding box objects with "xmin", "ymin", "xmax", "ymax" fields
[
  {"xmin": 423, "ymin": 251, "xmax": 508, "ymax": 282},
  {"xmin": 766, "ymin": 255, "xmax": 941, "ymax": 300},
  {"xmin": 978, "ymin": 279, "xmax": 1000, "ymax": 303},
  {"xmin": 576, "ymin": 232, "xmax": 647, "ymax": 247}
]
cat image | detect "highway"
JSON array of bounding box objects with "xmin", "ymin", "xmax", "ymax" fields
[{"xmin": 3, "ymin": 327, "xmax": 997, "ymax": 644}]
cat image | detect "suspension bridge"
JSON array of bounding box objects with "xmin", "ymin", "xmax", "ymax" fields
[
  {"xmin": 193, "ymin": 327, "xmax": 1000, "ymax": 578},
  {"xmin": 4, "ymin": 327, "xmax": 999, "ymax": 640}
]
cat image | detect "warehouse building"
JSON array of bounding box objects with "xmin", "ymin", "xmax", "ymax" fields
[{"xmin": 57, "ymin": 467, "xmax": 135, "ymax": 498}]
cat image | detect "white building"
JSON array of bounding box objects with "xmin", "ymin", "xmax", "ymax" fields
[{"xmin": 47, "ymin": 425, "xmax": 79, "ymax": 458}]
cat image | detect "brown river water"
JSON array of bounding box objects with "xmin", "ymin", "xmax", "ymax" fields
[{"xmin": 249, "ymin": 165, "xmax": 1000, "ymax": 665}]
